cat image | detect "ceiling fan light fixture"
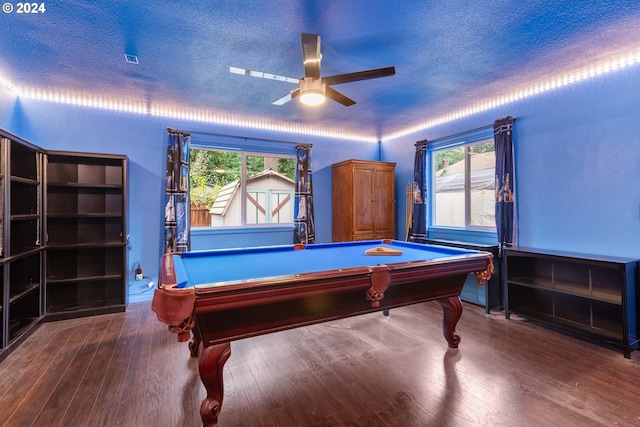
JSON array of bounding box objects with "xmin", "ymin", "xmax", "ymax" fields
[
  {"xmin": 299, "ymin": 77, "xmax": 326, "ymax": 106},
  {"xmin": 300, "ymin": 90, "xmax": 325, "ymax": 106}
]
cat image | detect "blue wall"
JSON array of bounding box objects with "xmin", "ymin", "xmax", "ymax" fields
[
  {"xmin": 1, "ymin": 64, "xmax": 639, "ymax": 302},
  {"xmin": 0, "ymin": 92, "xmax": 380, "ymax": 302},
  {"xmin": 0, "ymin": 89, "xmax": 20, "ymax": 132},
  {"xmin": 384, "ymin": 65, "xmax": 640, "ymax": 258}
]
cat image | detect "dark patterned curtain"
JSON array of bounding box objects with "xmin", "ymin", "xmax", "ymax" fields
[
  {"xmin": 164, "ymin": 129, "xmax": 191, "ymax": 254},
  {"xmin": 494, "ymin": 116, "xmax": 517, "ymax": 253},
  {"xmin": 293, "ymin": 144, "xmax": 315, "ymax": 244},
  {"xmin": 408, "ymin": 139, "xmax": 428, "ymax": 243}
]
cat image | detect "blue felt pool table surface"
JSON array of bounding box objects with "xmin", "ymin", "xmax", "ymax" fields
[{"xmin": 174, "ymin": 239, "xmax": 481, "ymax": 288}]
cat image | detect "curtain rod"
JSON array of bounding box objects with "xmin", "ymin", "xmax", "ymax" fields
[
  {"xmin": 172, "ymin": 128, "xmax": 307, "ymax": 147},
  {"xmin": 430, "ymin": 116, "xmax": 517, "ymax": 142},
  {"xmin": 428, "ymin": 123, "xmax": 494, "ymax": 144},
  {"xmin": 167, "ymin": 127, "xmax": 190, "ymax": 136}
]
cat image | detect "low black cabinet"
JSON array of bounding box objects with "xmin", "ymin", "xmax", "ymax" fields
[{"xmin": 504, "ymin": 247, "xmax": 639, "ymax": 358}]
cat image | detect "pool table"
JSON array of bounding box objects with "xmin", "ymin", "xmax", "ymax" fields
[{"xmin": 152, "ymin": 239, "xmax": 493, "ymax": 427}]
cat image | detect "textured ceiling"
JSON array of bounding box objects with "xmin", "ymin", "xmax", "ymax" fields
[{"xmin": 2, "ymin": 0, "xmax": 640, "ymax": 140}]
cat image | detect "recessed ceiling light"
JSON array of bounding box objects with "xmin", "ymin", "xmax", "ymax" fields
[{"xmin": 124, "ymin": 54, "xmax": 139, "ymax": 64}]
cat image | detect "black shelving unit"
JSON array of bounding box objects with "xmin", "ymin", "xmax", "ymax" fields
[
  {"xmin": 0, "ymin": 133, "xmax": 44, "ymax": 362},
  {"xmin": 0, "ymin": 131, "xmax": 128, "ymax": 361},
  {"xmin": 44, "ymin": 152, "xmax": 128, "ymax": 320},
  {"xmin": 504, "ymin": 247, "xmax": 639, "ymax": 358}
]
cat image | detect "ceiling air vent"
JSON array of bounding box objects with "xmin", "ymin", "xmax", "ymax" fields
[{"xmin": 124, "ymin": 54, "xmax": 139, "ymax": 64}]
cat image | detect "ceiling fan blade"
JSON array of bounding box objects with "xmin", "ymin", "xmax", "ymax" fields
[
  {"xmin": 230, "ymin": 66, "xmax": 298, "ymax": 84},
  {"xmin": 272, "ymin": 88, "xmax": 301, "ymax": 105},
  {"xmin": 301, "ymin": 33, "xmax": 321, "ymax": 78},
  {"xmin": 325, "ymin": 86, "xmax": 356, "ymax": 106},
  {"xmin": 324, "ymin": 66, "xmax": 396, "ymax": 86}
]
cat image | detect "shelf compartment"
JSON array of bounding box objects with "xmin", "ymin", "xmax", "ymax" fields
[
  {"xmin": 510, "ymin": 260, "xmax": 624, "ymax": 304},
  {"xmin": 46, "ymin": 278, "xmax": 125, "ymax": 313},
  {"xmin": 47, "ymin": 186, "xmax": 122, "ymax": 216},
  {"xmin": 506, "ymin": 256, "xmax": 553, "ymax": 289},
  {"xmin": 553, "ymin": 293, "xmax": 591, "ymax": 326},
  {"xmin": 553, "ymin": 260, "xmax": 589, "ymax": 289},
  {"xmin": 10, "ymin": 218, "xmax": 40, "ymax": 255},
  {"xmin": 591, "ymin": 265, "xmax": 625, "ymax": 301},
  {"xmin": 9, "ymin": 287, "xmax": 40, "ymax": 342},
  {"xmin": 9, "ymin": 283, "xmax": 40, "ymax": 304},
  {"xmin": 10, "ymin": 180, "xmax": 39, "ymax": 216},
  {"xmin": 47, "ymin": 217, "xmax": 124, "ymax": 246},
  {"xmin": 10, "ymin": 140, "xmax": 39, "ymax": 181},
  {"xmin": 553, "ymin": 280, "xmax": 622, "ymax": 305},
  {"xmin": 47, "ymin": 158, "xmax": 123, "ymax": 186},
  {"xmin": 509, "ymin": 288, "xmax": 625, "ymax": 343},
  {"xmin": 46, "ymin": 246, "xmax": 124, "ymax": 281},
  {"xmin": 592, "ymin": 300, "xmax": 624, "ymax": 341},
  {"xmin": 9, "ymin": 252, "xmax": 41, "ymax": 294},
  {"xmin": 507, "ymin": 283, "xmax": 553, "ymax": 318}
]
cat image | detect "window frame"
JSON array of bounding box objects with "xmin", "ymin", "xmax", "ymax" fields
[
  {"xmin": 189, "ymin": 136, "xmax": 297, "ymax": 230},
  {"xmin": 427, "ymin": 126, "xmax": 497, "ymax": 239}
]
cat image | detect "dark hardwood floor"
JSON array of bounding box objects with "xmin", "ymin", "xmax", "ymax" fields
[{"xmin": 1, "ymin": 300, "xmax": 639, "ymax": 427}]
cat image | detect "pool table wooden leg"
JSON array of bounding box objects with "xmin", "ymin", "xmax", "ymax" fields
[
  {"xmin": 199, "ymin": 342, "xmax": 232, "ymax": 427},
  {"xmin": 189, "ymin": 327, "xmax": 202, "ymax": 357},
  {"xmin": 437, "ymin": 296, "xmax": 463, "ymax": 348}
]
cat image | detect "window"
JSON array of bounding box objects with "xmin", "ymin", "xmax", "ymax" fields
[
  {"xmin": 189, "ymin": 148, "xmax": 296, "ymax": 228},
  {"xmin": 432, "ymin": 138, "xmax": 495, "ymax": 229}
]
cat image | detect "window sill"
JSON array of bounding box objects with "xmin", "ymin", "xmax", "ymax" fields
[
  {"xmin": 427, "ymin": 227, "xmax": 497, "ymax": 245},
  {"xmin": 192, "ymin": 224, "xmax": 294, "ymax": 235}
]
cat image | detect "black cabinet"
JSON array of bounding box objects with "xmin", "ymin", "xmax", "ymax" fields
[
  {"xmin": 44, "ymin": 152, "xmax": 127, "ymax": 320},
  {"xmin": 504, "ymin": 247, "xmax": 639, "ymax": 358},
  {"xmin": 0, "ymin": 133, "xmax": 44, "ymax": 362}
]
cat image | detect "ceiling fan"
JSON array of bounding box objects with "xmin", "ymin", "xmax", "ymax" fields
[{"xmin": 230, "ymin": 33, "xmax": 396, "ymax": 107}]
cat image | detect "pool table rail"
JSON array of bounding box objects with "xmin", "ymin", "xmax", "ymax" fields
[{"xmin": 152, "ymin": 248, "xmax": 492, "ymax": 347}]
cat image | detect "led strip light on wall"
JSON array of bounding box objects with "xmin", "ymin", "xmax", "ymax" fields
[
  {"xmin": 2, "ymin": 48, "xmax": 640, "ymax": 143},
  {"xmin": 384, "ymin": 48, "xmax": 640, "ymax": 141},
  {"xmin": 7, "ymin": 85, "xmax": 376, "ymax": 143}
]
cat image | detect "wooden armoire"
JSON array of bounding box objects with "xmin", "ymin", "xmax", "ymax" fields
[{"xmin": 332, "ymin": 159, "xmax": 396, "ymax": 241}]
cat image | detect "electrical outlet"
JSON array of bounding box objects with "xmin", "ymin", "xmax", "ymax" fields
[{"xmin": 135, "ymin": 266, "xmax": 143, "ymax": 281}]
